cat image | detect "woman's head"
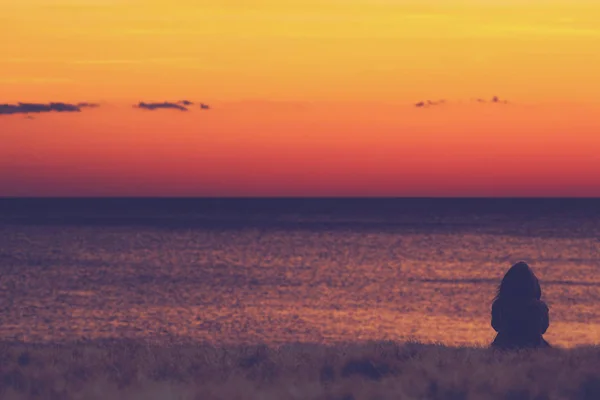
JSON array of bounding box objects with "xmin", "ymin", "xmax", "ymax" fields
[{"xmin": 496, "ymin": 261, "xmax": 542, "ymax": 300}]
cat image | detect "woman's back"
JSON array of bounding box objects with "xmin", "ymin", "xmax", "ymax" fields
[
  {"xmin": 491, "ymin": 297, "xmax": 550, "ymax": 349},
  {"xmin": 490, "ymin": 262, "xmax": 551, "ymax": 349}
]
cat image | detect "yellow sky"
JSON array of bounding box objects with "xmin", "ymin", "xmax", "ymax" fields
[{"xmin": 3, "ymin": 0, "xmax": 600, "ymax": 103}]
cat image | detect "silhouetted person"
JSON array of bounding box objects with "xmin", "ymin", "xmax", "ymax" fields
[{"xmin": 491, "ymin": 261, "xmax": 551, "ymax": 349}]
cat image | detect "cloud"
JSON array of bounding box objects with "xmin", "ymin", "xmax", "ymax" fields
[
  {"xmin": 413, "ymin": 96, "xmax": 511, "ymax": 107},
  {"xmin": 135, "ymin": 101, "xmax": 189, "ymax": 111},
  {"xmin": 0, "ymin": 102, "xmax": 99, "ymax": 116},
  {"xmin": 77, "ymin": 102, "xmax": 100, "ymax": 108},
  {"xmin": 134, "ymin": 101, "xmax": 211, "ymax": 112},
  {"xmin": 475, "ymin": 96, "xmax": 509, "ymax": 104},
  {"xmin": 414, "ymin": 99, "xmax": 446, "ymax": 108}
]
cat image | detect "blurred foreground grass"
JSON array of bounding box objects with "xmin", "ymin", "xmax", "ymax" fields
[{"xmin": 1, "ymin": 339, "xmax": 600, "ymax": 400}]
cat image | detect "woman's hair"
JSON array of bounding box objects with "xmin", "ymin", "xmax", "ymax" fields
[{"xmin": 495, "ymin": 261, "xmax": 542, "ymax": 301}]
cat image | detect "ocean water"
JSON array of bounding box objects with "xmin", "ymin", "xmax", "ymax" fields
[{"xmin": 0, "ymin": 199, "xmax": 599, "ymax": 348}]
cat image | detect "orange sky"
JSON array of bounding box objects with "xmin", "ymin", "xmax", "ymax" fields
[{"xmin": 1, "ymin": 0, "xmax": 600, "ymax": 196}]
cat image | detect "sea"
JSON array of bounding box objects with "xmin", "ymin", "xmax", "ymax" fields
[{"xmin": 0, "ymin": 198, "xmax": 599, "ymax": 348}]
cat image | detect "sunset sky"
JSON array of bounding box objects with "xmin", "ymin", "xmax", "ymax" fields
[{"xmin": 1, "ymin": 0, "xmax": 600, "ymax": 196}]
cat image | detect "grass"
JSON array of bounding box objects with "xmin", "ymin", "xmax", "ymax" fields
[{"xmin": 1, "ymin": 339, "xmax": 600, "ymax": 400}]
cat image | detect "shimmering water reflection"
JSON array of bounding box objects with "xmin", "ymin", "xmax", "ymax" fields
[{"xmin": 1, "ymin": 221, "xmax": 599, "ymax": 348}]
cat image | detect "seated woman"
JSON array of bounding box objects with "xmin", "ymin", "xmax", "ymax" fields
[{"xmin": 491, "ymin": 261, "xmax": 551, "ymax": 349}]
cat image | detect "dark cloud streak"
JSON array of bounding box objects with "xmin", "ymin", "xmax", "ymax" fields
[
  {"xmin": 414, "ymin": 99, "xmax": 446, "ymax": 108},
  {"xmin": 475, "ymin": 96, "xmax": 509, "ymax": 104},
  {"xmin": 135, "ymin": 102, "xmax": 189, "ymax": 111},
  {"xmin": 414, "ymin": 96, "xmax": 511, "ymax": 107},
  {"xmin": 0, "ymin": 102, "xmax": 99, "ymax": 116},
  {"xmin": 77, "ymin": 102, "xmax": 100, "ymax": 108},
  {"xmin": 134, "ymin": 101, "xmax": 211, "ymax": 112}
]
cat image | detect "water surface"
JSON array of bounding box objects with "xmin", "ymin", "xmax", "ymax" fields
[{"xmin": 1, "ymin": 198, "xmax": 599, "ymax": 347}]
